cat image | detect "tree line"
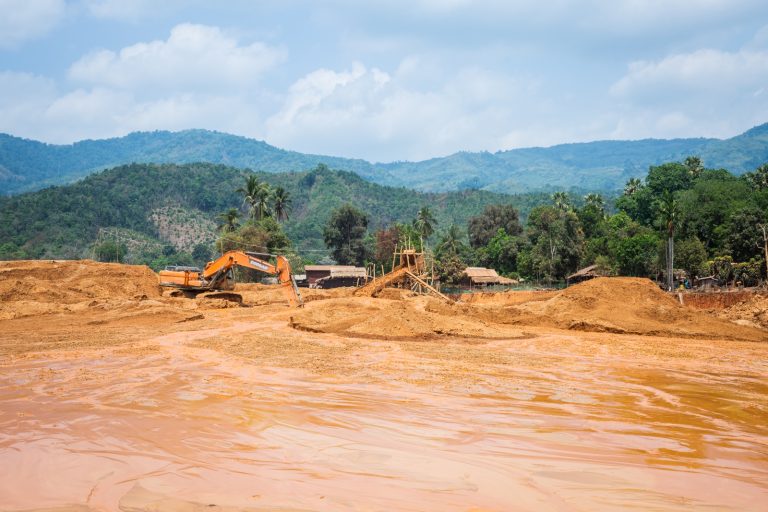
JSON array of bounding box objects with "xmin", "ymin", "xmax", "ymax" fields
[{"xmin": 321, "ymin": 158, "xmax": 768, "ymax": 287}]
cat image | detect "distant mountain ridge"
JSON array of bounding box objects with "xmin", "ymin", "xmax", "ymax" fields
[{"xmin": 1, "ymin": 123, "xmax": 767, "ymax": 195}]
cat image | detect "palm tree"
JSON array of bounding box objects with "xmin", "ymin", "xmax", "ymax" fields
[
  {"xmin": 437, "ymin": 225, "xmax": 464, "ymax": 256},
  {"xmin": 584, "ymin": 193, "xmax": 605, "ymax": 211},
  {"xmin": 236, "ymin": 175, "xmax": 261, "ymax": 221},
  {"xmin": 272, "ymin": 187, "xmax": 291, "ymax": 221},
  {"xmin": 746, "ymin": 163, "xmax": 768, "ymax": 190},
  {"xmin": 413, "ymin": 206, "xmax": 437, "ymax": 241},
  {"xmin": 684, "ymin": 156, "xmax": 704, "ymax": 179},
  {"xmin": 658, "ymin": 191, "xmax": 680, "ymax": 291},
  {"xmin": 552, "ymin": 191, "xmax": 571, "ymax": 211},
  {"xmin": 623, "ymin": 178, "xmax": 642, "ymax": 196},
  {"xmin": 217, "ymin": 208, "xmax": 241, "ymax": 233},
  {"xmin": 255, "ymin": 182, "xmax": 273, "ymax": 220}
]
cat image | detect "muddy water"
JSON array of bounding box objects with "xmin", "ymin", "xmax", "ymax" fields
[{"xmin": 1, "ymin": 331, "xmax": 768, "ymax": 511}]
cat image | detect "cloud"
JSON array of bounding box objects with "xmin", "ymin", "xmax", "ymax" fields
[
  {"xmin": 0, "ymin": 0, "xmax": 65, "ymax": 48},
  {"xmin": 264, "ymin": 60, "xmax": 557, "ymax": 161},
  {"xmin": 609, "ymin": 48, "xmax": 768, "ymax": 139},
  {"xmin": 68, "ymin": 23, "xmax": 285, "ymax": 92},
  {"xmin": 83, "ymin": 0, "xmax": 189, "ymax": 21}
]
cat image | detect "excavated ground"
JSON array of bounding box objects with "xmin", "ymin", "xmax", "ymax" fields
[{"xmin": 0, "ymin": 260, "xmax": 767, "ymax": 511}]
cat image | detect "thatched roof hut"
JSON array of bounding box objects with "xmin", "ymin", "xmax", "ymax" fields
[{"xmin": 461, "ymin": 267, "xmax": 517, "ymax": 287}]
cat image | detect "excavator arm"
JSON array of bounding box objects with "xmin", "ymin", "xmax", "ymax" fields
[{"xmin": 159, "ymin": 250, "xmax": 303, "ymax": 307}]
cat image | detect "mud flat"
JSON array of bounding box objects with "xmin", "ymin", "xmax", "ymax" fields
[{"xmin": 0, "ymin": 261, "xmax": 767, "ymax": 511}]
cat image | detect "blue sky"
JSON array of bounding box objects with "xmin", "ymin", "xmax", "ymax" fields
[{"xmin": 1, "ymin": 0, "xmax": 767, "ymax": 162}]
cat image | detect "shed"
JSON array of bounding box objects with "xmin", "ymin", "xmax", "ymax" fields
[
  {"xmin": 461, "ymin": 267, "xmax": 517, "ymax": 287},
  {"xmin": 305, "ymin": 265, "xmax": 358, "ymax": 286},
  {"xmin": 307, "ymin": 265, "xmax": 369, "ymax": 289}
]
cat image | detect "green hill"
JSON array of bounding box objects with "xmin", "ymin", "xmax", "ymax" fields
[
  {"xmin": 0, "ymin": 163, "xmax": 552, "ymax": 264},
  {"xmin": 1, "ymin": 124, "xmax": 767, "ymax": 195}
]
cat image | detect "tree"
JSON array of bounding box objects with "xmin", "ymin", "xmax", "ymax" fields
[
  {"xmin": 657, "ymin": 191, "xmax": 680, "ymax": 290},
  {"xmin": 236, "ymin": 175, "xmax": 262, "ymax": 221},
  {"xmin": 480, "ymin": 228, "xmax": 522, "ymax": 275},
  {"xmin": 93, "ymin": 239, "xmax": 128, "ymax": 263},
  {"xmin": 467, "ymin": 204, "xmax": 523, "ymax": 248},
  {"xmin": 323, "ymin": 204, "xmax": 371, "ymax": 266},
  {"xmin": 578, "ymin": 193, "xmax": 607, "ymax": 240},
  {"xmin": 217, "ymin": 208, "xmax": 241, "ymax": 233},
  {"xmin": 436, "ymin": 224, "xmax": 466, "ymax": 258},
  {"xmin": 525, "ymin": 205, "xmax": 584, "ymax": 282},
  {"xmin": 675, "ymin": 237, "xmax": 708, "ymax": 281},
  {"xmin": 646, "ymin": 162, "xmax": 692, "ymax": 196},
  {"xmin": 684, "ymin": 156, "xmax": 704, "ymax": 179},
  {"xmin": 623, "ymin": 178, "xmax": 642, "ymax": 196},
  {"xmin": 273, "ymin": 187, "xmax": 291, "ymax": 221},
  {"xmin": 551, "ymin": 191, "xmax": 571, "ymax": 211},
  {"xmin": 413, "ymin": 206, "xmax": 437, "ymax": 242},
  {"xmin": 254, "ymin": 182, "xmax": 273, "ymax": 220},
  {"xmin": 744, "ymin": 163, "xmax": 768, "ymax": 190}
]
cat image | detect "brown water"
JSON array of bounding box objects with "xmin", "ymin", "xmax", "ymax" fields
[{"xmin": 1, "ymin": 329, "xmax": 767, "ymax": 511}]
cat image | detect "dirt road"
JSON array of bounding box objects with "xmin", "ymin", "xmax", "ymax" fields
[{"xmin": 0, "ymin": 261, "xmax": 767, "ymax": 511}]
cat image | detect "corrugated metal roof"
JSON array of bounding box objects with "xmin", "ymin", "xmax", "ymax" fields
[
  {"xmin": 305, "ymin": 265, "xmax": 358, "ymax": 272},
  {"xmin": 329, "ymin": 268, "xmax": 368, "ymax": 278}
]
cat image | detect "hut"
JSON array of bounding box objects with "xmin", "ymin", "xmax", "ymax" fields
[
  {"xmin": 566, "ymin": 264, "xmax": 608, "ymax": 285},
  {"xmin": 306, "ymin": 265, "xmax": 368, "ymax": 289},
  {"xmin": 461, "ymin": 267, "xmax": 517, "ymax": 289}
]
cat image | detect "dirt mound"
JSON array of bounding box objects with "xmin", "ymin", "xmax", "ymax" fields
[
  {"xmin": 0, "ymin": 260, "xmax": 161, "ymax": 319},
  {"xmin": 290, "ymin": 296, "xmax": 528, "ymax": 340},
  {"xmin": 509, "ymin": 277, "xmax": 764, "ymax": 340},
  {"xmin": 719, "ymin": 294, "xmax": 768, "ymax": 329}
]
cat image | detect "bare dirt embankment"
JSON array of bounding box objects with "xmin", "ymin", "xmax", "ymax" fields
[{"xmin": 289, "ymin": 277, "xmax": 766, "ymax": 342}]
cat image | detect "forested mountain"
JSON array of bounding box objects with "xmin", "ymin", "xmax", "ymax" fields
[
  {"xmin": 2, "ymin": 123, "xmax": 767, "ymax": 195},
  {"xmin": 0, "ymin": 162, "xmax": 553, "ymax": 264}
]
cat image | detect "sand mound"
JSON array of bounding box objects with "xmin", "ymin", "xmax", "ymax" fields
[
  {"xmin": 719, "ymin": 294, "xmax": 768, "ymax": 330},
  {"xmin": 509, "ymin": 277, "xmax": 764, "ymax": 339},
  {"xmin": 0, "ymin": 260, "xmax": 162, "ymax": 319},
  {"xmin": 290, "ymin": 296, "xmax": 527, "ymax": 340}
]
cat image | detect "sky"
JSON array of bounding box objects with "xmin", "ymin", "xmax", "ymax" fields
[{"xmin": 1, "ymin": 0, "xmax": 767, "ymax": 162}]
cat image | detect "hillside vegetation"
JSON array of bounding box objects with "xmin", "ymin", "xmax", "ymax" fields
[
  {"xmin": 0, "ymin": 162, "xmax": 552, "ymax": 266},
  {"xmin": 2, "ymin": 124, "xmax": 768, "ymax": 195}
]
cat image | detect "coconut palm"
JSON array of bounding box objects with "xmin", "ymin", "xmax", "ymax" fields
[
  {"xmin": 623, "ymin": 177, "xmax": 642, "ymax": 196},
  {"xmin": 657, "ymin": 191, "xmax": 680, "ymax": 291},
  {"xmin": 413, "ymin": 206, "xmax": 437, "ymax": 241},
  {"xmin": 236, "ymin": 175, "xmax": 262, "ymax": 221},
  {"xmin": 273, "ymin": 187, "xmax": 291, "ymax": 221},
  {"xmin": 217, "ymin": 208, "xmax": 241, "ymax": 233},
  {"xmin": 254, "ymin": 182, "xmax": 273, "ymax": 220},
  {"xmin": 437, "ymin": 224, "xmax": 464, "ymax": 256}
]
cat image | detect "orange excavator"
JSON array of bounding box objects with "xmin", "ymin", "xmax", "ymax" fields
[{"xmin": 158, "ymin": 250, "xmax": 303, "ymax": 307}]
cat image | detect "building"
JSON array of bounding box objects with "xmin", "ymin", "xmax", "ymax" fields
[
  {"xmin": 460, "ymin": 267, "xmax": 518, "ymax": 288},
  {"xmin": 304, "ymin": 265, "xmax": 369, "ymax": 289},
  {"xmin": 566, "ymin": 264, "xmax": 609, "ymax": 285}
]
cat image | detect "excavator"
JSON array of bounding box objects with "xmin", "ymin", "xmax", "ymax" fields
[{"xmin": 158, "ymin": 250, "xmax": 303, "ymax": 307}]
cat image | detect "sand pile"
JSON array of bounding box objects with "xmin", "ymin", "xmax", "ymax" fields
[
  {"xmin": 0, "ymin": 260, "xmax": 162, "ymax": 319},
  {"xmin": 507, "ymin": 277, "xmax": 764, "ymax": 339},
  {"xmin": 719, "ymin": 294, "xmax": 768, "ymax": 330},
  {"xmin": 289, "ymin": 295, "xmax": 527, "ymax": 340}
]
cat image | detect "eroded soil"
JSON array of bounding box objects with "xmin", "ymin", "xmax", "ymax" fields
[{"xmin": 1, "ymin": 261, "xmax": 767, "ymax": 511}]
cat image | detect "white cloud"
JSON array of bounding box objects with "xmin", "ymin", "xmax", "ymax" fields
[
  {"xmin": 609, "ymin": 48, "xmax": 768, "ymax": 139},
  {"xmin": 68, "ymin": 23, "xmax": 285, "ymax": 92},
  {"xmin": 0, "ymin": 0, "xmax": 65, "ymax": 48},
  {"xmin": 611, "ymin": 49, "xmax": 768, "ymax": 98},
  {"xmin": 265, "ymin": 61, "xmax": 556, "ymax": 161}
]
